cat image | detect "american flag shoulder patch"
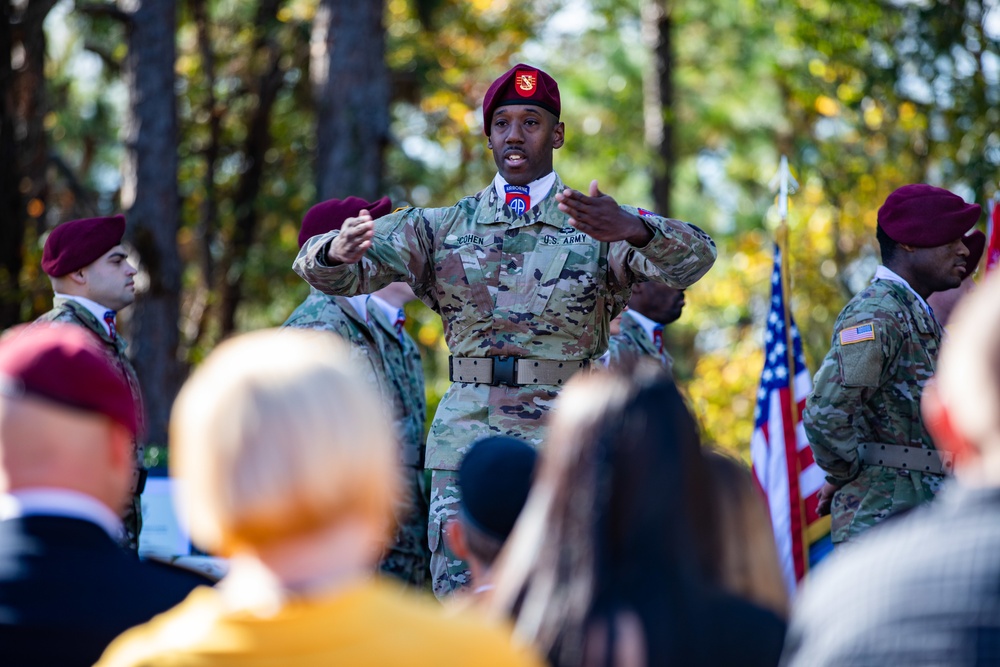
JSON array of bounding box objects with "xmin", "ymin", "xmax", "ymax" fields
[{"xmin": 839, "ymin": 322, "xmax": 876, "ymax": 345}]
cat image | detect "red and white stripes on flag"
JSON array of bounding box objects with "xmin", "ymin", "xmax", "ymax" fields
[
  {"xmin": 986, "ymin": 196, "xmax": 1000, "ymax": 274},
  {"xmin": 750, "ymin": 243, "xmax": 830, "ymax": 592}
]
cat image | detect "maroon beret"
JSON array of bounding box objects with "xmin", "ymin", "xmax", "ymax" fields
[
  {"xmin": 963, "ymin": 230, "xmax": 986, "ymax": 276},
  {"xmin": 877, "ymin": 185, "xmax": 981, "ymax": 247},
  {"xmin": 41, "ymin": 215, "xmax": 127, "ymax": 277},
  {"xmin": 297, "ymin": 196, "xmax": 392, "ymax": 249},
  {"xmin": 0, "ymin": 323, "xmax": 137, "ymax": 435},
  {"xmin": 483, "ymin": 63, "xmax": 560, "ymax": 136}
]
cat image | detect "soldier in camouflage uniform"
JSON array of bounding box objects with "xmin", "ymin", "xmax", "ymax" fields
[
  {"xmin": 35, "ymin": 215, "xmax": 146, "ymax": 551},
  {"xmin": 804, "ymin": 184, "xmax": 984, "ymax": 546},
  {"xmin": 605, "ymin": 282, "xmax": 685, "ymax": 374},
  {"xmin": 294, "ymin": 64, "xmax": 716, "ymax": 597},
  {"xmin": 284, "ymin": 196, "xmax": 431, "ymax": 587}
]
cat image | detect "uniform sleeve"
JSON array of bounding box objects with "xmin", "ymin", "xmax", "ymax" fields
[
  {"xmin": 293, "ymin": 207, "xmax": 434, "ymax": 297},
  {"xmin": 803, "ymin": 311, "xmax": 901, "ymax": 484},
  {"xmin": 606, "ymin": 207, "xmax": 717, "ymax": 290}
]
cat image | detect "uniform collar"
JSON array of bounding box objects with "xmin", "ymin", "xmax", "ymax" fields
[
  {"xmin": 345, "ymin": 294, "xmax": 369, "ymax": 322},
  {"xmin": 873, "ymin": 266, "xmax": 933, "ymax": 316},
  {"xmin": 623, "ymin": 309, "xmax": 662, "ymax": 342},
  {"xmin": 0, "ymin": 488, "xmax": 123, "ymax": 540},
  {"xmin": 491, "ymin": 171, "xmax": 557, "ymax": 211},
  {"xmin": 368, "ymin": 293, "xmax": 402, "ymax": 326},
  {"xmin": 54, "ymin": 293, "xmax": 116, "ymax": 338}
]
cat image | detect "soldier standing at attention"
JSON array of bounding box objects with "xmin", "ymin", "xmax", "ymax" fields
[
  {"xmin": 804, "ymin": 184, "xmax": 984, "ymax": 546},
  {"xmin": 605, "ymin": 283, "xmax": 685, "ymax": 373},
  {"xmin": 35, "ymin": 215, "xmax": 146, "ymax": 552},
  {"xmin": 284, "ymin": 196, "xmax": 430, "ymax": 587},
  {"xmin": 294, "ymin": 63, "xmax": 717, "ymax": 597}
]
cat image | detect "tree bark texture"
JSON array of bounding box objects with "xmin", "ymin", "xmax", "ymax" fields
[
  {"xmin": 312, "ymin": 0, "xmax": 389, "ymax": 201},
  {"xmin": 642, "ymin": 0, "xmax": 673, "ymax": 217},
  {"xmin": 1, "ymin": 0, "xmax": 58, "ymax": 328},
  {"xmin": 120, "ymin": 0, "xmax": 182, "ymax": 447}
]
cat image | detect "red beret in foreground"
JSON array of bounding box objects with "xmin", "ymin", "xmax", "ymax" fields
[
  {"xmin": 297, "ymin": 196, "xmax": 392, "ymax": 249},
  {"xmin": 963, "ymin": 230, "xmax": 986, "ymax": 276},
  {"xmin": 877, "ymin": 185, "xmax": 981, "ymax": 247},
  {"xmin": 0, "ymin": 323, "xmax": 137, "ymax": 435},
  {"xmin": 483, "ymin": 63, "xmax": 560, "ymax": 136},
  {"xmin": 41, "ymin": 215, "xmax": 126, "ymax": 277}
]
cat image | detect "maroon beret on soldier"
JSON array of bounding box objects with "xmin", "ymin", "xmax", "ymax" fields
[
  {"xmin": 41, "ymin": 215, "xmax": 127, "ymax": 277},
  {"xmin": 483, "ymin": 63, "xmax": 561, "ymax": 136},
  {"xmin": 0, "ymin": 323, "xmax": 137, "ymax": 435},
  {"xmin": 963, "ymin": 230, "xmax": 986, "ymax": 276},
  {"xmin": 297, "ymin": 196, "xmax": 392, "ymax": 249},
  {"xmin": 877, "ymin": 184, "xmax": 981, "ymax": 247}
]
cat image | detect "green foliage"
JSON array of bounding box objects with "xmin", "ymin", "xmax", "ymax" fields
[{"xmin": 29, "ymin": 0, "xmax": 1000, "ymax": 456}]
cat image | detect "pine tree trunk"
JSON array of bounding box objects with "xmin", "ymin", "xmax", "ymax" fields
[
  {"xmin": 642, "ymin": 0, "xmax": 674, "ymax": 217},
  {"xmin": 312, "ymin": 0, "xmax": 389, "ymax": 201},
  {"xmin": 1, "ymin": 0, "xmax": 58, "ymax": 329},
  {"xmin": 120, "ymin": 0, "xmax": 181, "ymax": 448}
]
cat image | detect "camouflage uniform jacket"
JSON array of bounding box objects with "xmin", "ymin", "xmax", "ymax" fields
[
  {"xmin": 803, "ymin": 277, "xmax": 944, "ymax": 544},
  {"xmin": 294, "ymin": 173, "xmax": 717, "ymax": 470},
  {"xmin": 368, "ymin": 302, "xmax": 427, "ymax": 468},
  {"xmin": 606, "ymin": 310, "xmax": 674, "ymax": 375},
  {"xmin": 283, "ymin": 288, "xmax": 384, "ymax": 391},
  {"xmin": 283, "ymin": 289, "xmax": 426, "ymax": 467},
  {"xmin": 36, "ymin": 297, "xmax": 146, "ymax": 448}
]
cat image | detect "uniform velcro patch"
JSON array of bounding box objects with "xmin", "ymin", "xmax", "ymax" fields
[{"xmin": 839, "ymin": 322, "xmax": 876, "ymax": 345}]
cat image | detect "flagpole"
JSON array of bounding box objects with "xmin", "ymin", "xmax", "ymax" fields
[
  {"xmin": 775, "ymin": 155, "xmax": 808, "ymax": 576},
  {"xmin": 776, "ymin": 156, "xmax": 798, "ymax": 428}
]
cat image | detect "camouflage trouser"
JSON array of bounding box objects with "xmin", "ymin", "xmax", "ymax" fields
[
  {"xmin": 428, "ymin": 469, "xmax": 472, "ymax": 599},
  {"xmin": 379, "ymin": 467, "xmax": 431, "ymax": 588},
  {"xmin": 122, "ymin": 493, "xmax": 142, "ymax": 553}
]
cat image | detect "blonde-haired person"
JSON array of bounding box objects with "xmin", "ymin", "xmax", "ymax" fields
[
  {"xmin": 96, "ymin": 329, "xmax": 542, "ymax": 667},
  {"xmin": 704, "ymin": 451, "xmax": 789, "ymax": 619}
]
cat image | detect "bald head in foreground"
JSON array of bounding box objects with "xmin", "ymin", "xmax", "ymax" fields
[
  {"xmin": 784, "ymin": 270, "xmax": 1000, "ymax": 666},
  {"xmin": 0, "ymin": 324, "xmax": 210, "ymax": 667}
]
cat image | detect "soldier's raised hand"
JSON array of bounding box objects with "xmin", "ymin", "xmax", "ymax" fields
[
  {"xmin": 326, "ymin": 210, "xmax": 375, "ymax": 265},
  {"xmin": 556, "ymin": 180, "xmax": 654, "ymax": 246}
]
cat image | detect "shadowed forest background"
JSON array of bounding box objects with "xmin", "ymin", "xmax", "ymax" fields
[{"xmin": 2, "ymin": 0, "xmax": 998, "ymax": 457}]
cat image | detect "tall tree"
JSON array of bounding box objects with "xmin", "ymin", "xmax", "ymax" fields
[
  {"xmin": 312, "ymin": 0, "xmax": 389, "ymax": 201},
  {"xmin": 642, "ymin": 0, "xmax": 673, "ymax": 216},
  {"xmin": 119, "ymin": 0, "xmax": 182, "ymax": 448},
  {"xmin": 0, "ymin": 0, "xmax": 59, "ymax": 329}
]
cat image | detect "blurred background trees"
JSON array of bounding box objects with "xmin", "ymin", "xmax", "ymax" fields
[{"xmin": 2, "ymin": 0, "xmax": 998, "ymax": 453}]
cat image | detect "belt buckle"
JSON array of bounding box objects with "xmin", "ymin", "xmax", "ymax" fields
[{"xmin": 491, "ymin": 356, "xmax": 518, "ymax": 387}]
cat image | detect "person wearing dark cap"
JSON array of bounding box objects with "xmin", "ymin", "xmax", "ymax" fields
[
  {"xmin": 804, "ymin": 184, "xmax": 984, "ymax": 546},
  {"xmin": 446, "ymin": 436, "xmax": 538, "ymax": 593},
  {"xmin": 284, "ymin": 196, "xmax": 431, "ymax": 588},
  {"xmin": 294, "ymin": 63, "xmax": 716, "ymax": 597},
  {"xmin": 0, "ymin": 324, "xmax": 211, "ymax": 667},
  {"xmin": 35, "ymin": 215, "xmax": 146, "ymax": 552}
]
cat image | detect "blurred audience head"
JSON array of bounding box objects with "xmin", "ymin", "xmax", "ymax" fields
[
  {"xmin": 170, "ymin": 328, "xmax": 399, "ymax": 562},
  {"xmin": 448, "ymin": 435, "xmax": 538, "ymax": 587},
  {"xmin": 0, "ymin": 323, "xmax": 135, "ymax": 513},
  {"xmin": 923, "ymin": 270, "xmax": 1000, "ymax": 486},
  {"xmin": 489, "ymin": 362, "xmax": 718, "ymax": 666},
  {"xmin": 704, "ymin": 450, "xmax": 789, "ymax": 618}
]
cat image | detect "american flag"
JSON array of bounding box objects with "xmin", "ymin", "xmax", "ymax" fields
[
  {"xmin": 839, "ymin": 323, "xmax": 875, "ymax": 345},
  {"xmin": 750, "ymin": 243, "xmax": 832, "ymax": 591},
  {"xmin": 987, "ymin": 197, "xmax": 1000, "ymax": 273}
]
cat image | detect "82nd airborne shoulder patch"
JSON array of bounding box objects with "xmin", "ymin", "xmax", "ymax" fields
[{"xmin": 839, "ymin": 322, "xmax": 875, "ymax": 345}]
